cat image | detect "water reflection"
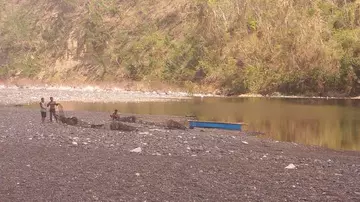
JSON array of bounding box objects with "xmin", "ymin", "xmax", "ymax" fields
[{"xmin": 27, "ymin": 97, "xmax": 360, "ymax": 151}]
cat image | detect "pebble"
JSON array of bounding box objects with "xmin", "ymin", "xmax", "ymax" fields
[
  {"xmin": 285, "ymin": 164, "xmax": 296, "ymax": 169},
  {"xmin": 130, "ymin": 147, "xmax": 142, "ymax": 153},
  {"xmin": 1, "ymin": 95, "xmax": 359, "ymax": 201}
]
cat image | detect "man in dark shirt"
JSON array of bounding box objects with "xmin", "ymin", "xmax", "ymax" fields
[{"xmin": 47, "ymin": 97, "xmax": 59, "ymax": 122}]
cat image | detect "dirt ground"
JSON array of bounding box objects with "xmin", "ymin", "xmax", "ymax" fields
[{"xmin": 0, "ymin": 107, "xmax": 359, "ymax": 202}]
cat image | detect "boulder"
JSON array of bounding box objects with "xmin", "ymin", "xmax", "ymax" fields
[
  {"xmin": 165, "ymin": 120, "xmax": 187, "ymax": 130},
  {"xmin": 91, "ymin": 124, "xmax": 105, "ymax": 129},
  {"xmin": 57, "ymin": 115, "xmax": 78, "ymax": 126},
  {"xmin": 110, "ymin": 121, "xmax": 136, "ymax": 131},
  {"xmin": 118, "ymin": 116, "xmax": 136, "ymax": 123}
]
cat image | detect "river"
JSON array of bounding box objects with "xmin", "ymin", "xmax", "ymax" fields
[{"xmin": 27, "ymin": 97, "xmax": 360, "ymax": 151}]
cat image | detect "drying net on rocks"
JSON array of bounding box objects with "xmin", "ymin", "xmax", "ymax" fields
[
  {"xmin": 55, "ymin": 103, "xmax": 187, "ymax": 131},
  {"xmin": 58, "ymin": 104, "xmax": 65, "ymax": 117}
]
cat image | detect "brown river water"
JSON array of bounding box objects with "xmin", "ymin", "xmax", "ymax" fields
[{"xmin": 27, "ymin": 97, "xmax": 360, "ymax": 151}]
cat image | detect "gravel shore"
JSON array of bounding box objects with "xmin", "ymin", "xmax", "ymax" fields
[
  {"xmin": 0, "ymin": 85, "xmax": 190, "ymax": 105},
  {"xmin": 2, "ymin": 84, "xmax": 358, "ymax": 107},
  {"xmin": 0, "ymin": 107, "xmax": 359, "ymax": 201}
]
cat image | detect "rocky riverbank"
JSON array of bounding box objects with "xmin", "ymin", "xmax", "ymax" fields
[
  {"xmin": 0, "ymin": 106, "xmax": 359, "ymax": 201},
  {"xmin": 1, "ymin": 84, "xmax": 359, "ymax": 107},
  {"xmin": 0, "ymin": 84, "xmax": 191, "ymax": 105}
]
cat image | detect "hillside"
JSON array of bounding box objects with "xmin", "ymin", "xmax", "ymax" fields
[{"xmin": 0, "ymin": 0, "xmax": 360, "ymax": 96}]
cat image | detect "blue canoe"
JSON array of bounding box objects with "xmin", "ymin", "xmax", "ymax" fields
[{"xmin": 188, "ymin": 120, "xmax": 245, "ymax": 131}]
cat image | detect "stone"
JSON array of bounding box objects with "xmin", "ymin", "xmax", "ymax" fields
[
  {"xmin": 91, "ymin": 124, "xmax": 104, "ymax": 129},
  {"xmin": 118, "ymin": 116, "xmax": 136, "ymax": 123},
  {"xmin": 57, "ymin": 115, "xmax": 78, "ymax": 126},
  {"xmin": 165, "ymin": 120, "xmax": 187, "ymax": 130},
  {"xmin": 110, "ymin": 121, "xmax": 136, "ymax": 131},
  {"xmin": 130, "ymin": 147, "xmax": 142, "ymax": 153},
  {"xmin": 285, "ymin": 164, "xmax": 296, "ymax": 169}
]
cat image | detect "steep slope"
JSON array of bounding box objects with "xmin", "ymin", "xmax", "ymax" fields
[{"xmin": 0, "ymin": 0, "xmax": 360, "ymax": 96}]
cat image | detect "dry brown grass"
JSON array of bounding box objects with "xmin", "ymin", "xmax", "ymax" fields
[{"xmin": 0, "ymin": 0, "xmax": 360, "ymax": 96}]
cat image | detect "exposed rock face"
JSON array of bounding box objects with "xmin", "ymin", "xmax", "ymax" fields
[
  {"xmin": 165, "ymin": 120, "xmax": 187, "ymax": 130},
  {"xmin": 110, "ymin": 121, "xmax": 136, "ymax": 131},
  {"xmin": 193, "ymin": 68, "xmax": 206, "ymax": 82}
]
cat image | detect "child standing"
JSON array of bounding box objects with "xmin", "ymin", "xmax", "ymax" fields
[{"xmin": 39, "ymin": 97, "xmax": 47, "ymax": 123}]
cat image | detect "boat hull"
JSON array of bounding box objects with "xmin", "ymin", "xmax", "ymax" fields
[{"xmin": 188, "ymin": 121, "xmax": 243, "ymax": 131}]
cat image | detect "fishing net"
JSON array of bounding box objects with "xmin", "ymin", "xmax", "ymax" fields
[{"xmin": 58, "ymin": 104, "xmax": 65, "ymax": 117}]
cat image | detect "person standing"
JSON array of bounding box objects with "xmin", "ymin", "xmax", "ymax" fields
[
  {"xmin": 110, "ymin": 109, "xmax": 120, "ymax": 120},
  {"xmin": 47, "ymin": 97, "xmax": 59, "ymax": 122},
  {"xmin": 39, "ymin": 97, "xmax": 47, "ymax": 123}
]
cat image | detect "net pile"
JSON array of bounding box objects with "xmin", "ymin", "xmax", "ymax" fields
[{"xmin": 58, "ymin": 104, "xmax": 65, "ymax": 117}]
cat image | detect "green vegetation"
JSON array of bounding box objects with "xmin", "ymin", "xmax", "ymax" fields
[{"xmin": 0, "ymin": 0, "xmax": 360, "ymax": 96}]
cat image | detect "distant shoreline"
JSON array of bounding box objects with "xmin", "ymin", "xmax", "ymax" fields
[
  {"xmin": 0, "ymin": 83, "xmax": 359, "ymax": 106},
  {"xmin": 0, "ymin": 84, "xmax": 189, "ymax": 106}
]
